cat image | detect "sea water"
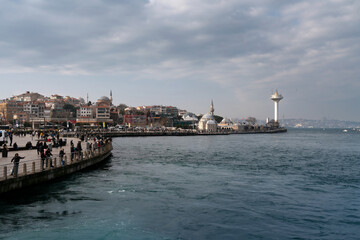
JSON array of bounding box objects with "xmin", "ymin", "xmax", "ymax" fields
[{"xmin": 1, "ymin": 129, "xmax": 360, "ymax": 239}]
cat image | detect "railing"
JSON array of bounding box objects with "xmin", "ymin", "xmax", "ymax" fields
[{"xmin": 0, "ymin": 143, "xmax": 112, "ymax": 180}]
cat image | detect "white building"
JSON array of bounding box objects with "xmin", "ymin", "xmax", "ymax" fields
[
  {"xmin": 198, "ymin": 100, "xmax": 218, "ymax": 132},
  {"xmin": 23, "ymin": 102, "xmax": 45, "ymax": 118},
  {"xmin": 45, "ymin": 100, "xmax": 65, "ymax": 110},
  {"xmin": 95, "ymin": 106, "xmax": 110, "ymax": 119},
  {"xmin": 14, "ymin": 91, "xmax": 44, "ymax": 102},
  {"xmin": 50, "ymin": 94, "xmax": 64, "ymax": 100},
  {"xmin": 218, "ymin": 118, "xmax": 234, "ymax": 130},
  {"xmin": 77, "ymin": 106, "xmax": 93, "ymax": 118}
]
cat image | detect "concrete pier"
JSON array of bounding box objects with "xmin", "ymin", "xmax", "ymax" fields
[{"xmin": 0, "ymin": 138, "xmax": 112, "ymax": 194}]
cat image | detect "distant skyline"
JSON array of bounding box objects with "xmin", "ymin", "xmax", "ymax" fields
[{"xmin": 0, "ymin": 0, "xmax": 359, "ymax": 121}]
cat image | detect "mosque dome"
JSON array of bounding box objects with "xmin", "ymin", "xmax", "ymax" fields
[
  {"xmin": 200, "ymin": 113, "xmax": 215, "ymax": 122},
  {"xmin": 220, "ymin": 118, "xmax": 233, "ymax": 124},
  {"xmin": 99, "ymin": 96, "xmax": 110, "ymax": 101},
  {"xmin": 183, "ymin": 112, "xmax": 198, "ymax": 121},
  {"xmin": 206, "ymin": 120, "xmax": 217, "ymax": 125}
]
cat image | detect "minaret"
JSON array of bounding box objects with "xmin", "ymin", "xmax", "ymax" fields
[
  {"xmin": 210, "ymin": 99, "xmax": 214, "ymax": 116},
  {"xmin": 110, "ymin": 90, "xmax": 113, "ymax": 105},
  {"xmin": 86, "ymin": 93, "xmax": 89, "ymax": 103},
  {"xmin": 270, "ymin": 90, "xmax": 283, "ymax": 123}
]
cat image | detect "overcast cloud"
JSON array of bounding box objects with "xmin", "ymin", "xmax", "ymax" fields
[{"xmin": 0, "ymin": 0, "xmax": 359, "ymax": 121}]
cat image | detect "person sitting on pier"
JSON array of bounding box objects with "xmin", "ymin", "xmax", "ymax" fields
[
  {"xmin": 2, "ymin": 143, "xmax": 9, "ymax": 158},
  {"xmin": 13, "ymin": 142, "xmax": 18, "ymax": 150},
  {"xmin": 26, "ymin": 141, "xmax": 33, "ymax": 150},
  {"xmin": 10, "ymin": 153, "xmax": 25, "ymax": 177}
]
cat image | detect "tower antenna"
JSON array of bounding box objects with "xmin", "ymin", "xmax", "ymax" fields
[{"xmin": 270, "ymin": 90, "xmax": 283, "ymax": 123}]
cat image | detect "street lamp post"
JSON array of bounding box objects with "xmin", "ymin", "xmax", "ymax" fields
[{"xmin": 13, "ymin": 114, "xmax": 18, "ymax": 128}]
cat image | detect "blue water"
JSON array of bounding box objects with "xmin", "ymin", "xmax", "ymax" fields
[{"xmin": 1, "ymin": 129, "xmax": 360, "ymax": 239}]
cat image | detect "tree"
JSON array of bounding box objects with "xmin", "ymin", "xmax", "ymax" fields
[
  {"xmin": 134, "ymin": 110, "xmax": 145, "ymax": 115},
  {"xmin": 118, "ymin": 104, "xmax": 128, "ymax": 115},
  {"xmin": 63, "ymin": 104, "xmax": 77, "ymax": 117},
  {"xmin": 246, "ymin": 117, "xmax": 257, "ymax": 125},
  {"xmin": 214, "ymin": 115, "xmax": 224, "ymax": 123}
]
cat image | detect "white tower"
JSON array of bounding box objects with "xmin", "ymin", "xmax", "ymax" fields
[{"xmin": 271, "ymin": 90, "xmax": 283, "ymax": 123}]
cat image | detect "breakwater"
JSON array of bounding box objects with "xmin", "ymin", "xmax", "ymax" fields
[
  {"xmin": 61, "ymin": 128, "xmax": 286, "ymax": 138},
  {"xmin": 0, "ymin": 142, "xmax": 112, "ymax": 194},
  {"xmin": 234, "ymin": 127, "xmax": 287, "ymax": 134},
  {"xmin": 62, "ymin": 131, "xmax": 229, "ymax": 138}
]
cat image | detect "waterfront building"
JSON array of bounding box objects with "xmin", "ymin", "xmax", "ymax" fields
[
  {"xmin": 76, "ymin": 95, "xmax": 113, "ymax": 125},
  {"xmin": 178, "ymin": 109, "xmax": 187, "ymax": 116},
  {"xmin": 12, "ymin": 111, "xmax": 29, "ymax": 126},
  {"xmin": 0, "ymin": 101, "xmax": 24, "ymax": 123},
  {"xmin": 44, "ymin": 107, "xmax": 52, "ymax": 119},
  {"xmin": 50, "ymin": 94, "xmax": 64, "ymax": 100},
  {"xmin": 95, "ymin": 106, "xmax": 111, "ymax": 119},
  {"xmin": 45, "ymin": 100, "xmax": 65, "ymax": 111},
  {"xmin": 124, "ymin": 115, "xmax": 147, "ymax": 127},
  {"xmin": 64, "ymin": 96, "xmax": 81, "ymax": 106},
  {"xmin": 150, "ymin": 105, "xmax": 166, "ymax": 116},
  {"xmin": 13, "ymin": 91, "xmax": 45, "ymax": 102},
  {"xmin": 165, "ymin": 106, "xmax": 179, "ymax": 117},
  {"xmin": 77, "ymin": 106, "xmax": 93, "ymax": 118},
  {"xmin": 198, "ymin": 100, "xmax": 218, "ymax": 132},
  {"xmin": 218, "ymin": 118, "xmax": 234, "ymax": 130},
  {"xmin": 174, "ymin": 112, "xmax": 198, "ymax": 128},
  {"xmin": 110, "ymin": 108, "xmax": 121, "ymax": 124},
  {"xmin": 23, "ymin": 101, "xmax": 45, "ymax": 118},
  {"xmin": 182, "ymin": 112, "xmax": 198, "ymax": 122}
]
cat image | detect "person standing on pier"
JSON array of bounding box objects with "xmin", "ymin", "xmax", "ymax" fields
[
  {"xmin": 70, "ymin": 145, "xmax": 75, "ymax": 162},
  {"xmin": 11, "ymin": 153, "xmax": 25, "ymax": 177},
  {"xmin": 45, "ymin": 148, "xmax": 53, "ymax": 168},
  {"xmin": 77, "ymin": 141, "xmax": 82, "ymax": 159},
  {"xmin": 9, "ymin": 131, "xmax": 13, "ymax": 146},
  {"xmin": 41, "ymin": 147, "xmax": 46, "ymax": 170},
  {"xmin": 59, "ymin": 148, "xmax": 65, "ymax": 165},
  {"xmin": 36, "ymin": 141, "xmax": 43, "ymax": 155}
]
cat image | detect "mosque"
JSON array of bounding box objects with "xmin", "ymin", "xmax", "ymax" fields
[
  {"xmin": 197, "ymin": 91, "xmax": 285, "ymax": 133},
  {"xmin": 198, "ymin": 100, "xmax": 218, "ymax": 132}
]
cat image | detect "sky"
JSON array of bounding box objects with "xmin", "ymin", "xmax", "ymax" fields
[{"xmin": 0, "ymin": 0, "xmax": 359, "ymax": 121}]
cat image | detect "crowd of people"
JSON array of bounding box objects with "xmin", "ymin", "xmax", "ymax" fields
[{"xmin": 1, "ymin": 130, "xmax": 112, "ymax": 177}]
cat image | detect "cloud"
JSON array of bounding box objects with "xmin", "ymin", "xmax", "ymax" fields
[{"xmin": 0, "ymin": 0, "xmax": 359, "ymax": 120}]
